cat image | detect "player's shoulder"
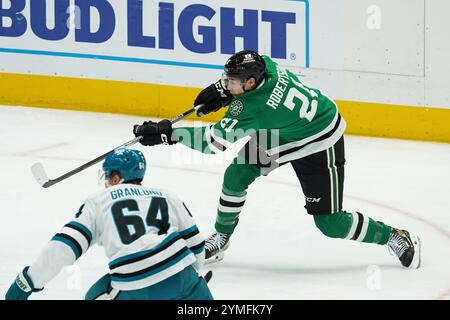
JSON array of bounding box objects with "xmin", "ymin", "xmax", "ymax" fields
[
  {"xmin": 261, "ymin": 55, "xmax": 273, "ymax": 64},
  {"xmin": 153, "ymin": 187, "xmax": 183, "ymax": 202},
  {"xmin": 262, "ymin": 55, "xmax": 278, "ymax": 74},
  {"xmin": 73, "ymin": 188, "xmax": 107, "ymax": 217},
  {"xmin": 140, "ymin": 185, "xmax": 172, "ymax": 197},
  {"xmin": 83, "ymin": 187, "xmax": 111, "ymax": 203},
  {"xmin": 131, "ymin": 184, "xmax": 182, "ymax": 202}
]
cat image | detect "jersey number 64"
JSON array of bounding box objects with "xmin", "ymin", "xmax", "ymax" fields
[{"xmin": 111, "ymin": 198, "xmax": 170, "ymax": 245}]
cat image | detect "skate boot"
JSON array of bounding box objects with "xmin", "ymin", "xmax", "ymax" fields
[
  {"xmin": 387, "ymin": 228, "xmax": 421, "ymax": 269},
  {"xmin": 204, "ymin": 232, "xmax": 231, "ymax": 263}
]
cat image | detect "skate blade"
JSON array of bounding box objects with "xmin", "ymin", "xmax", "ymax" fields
[
  {"xmin": 204, "ymin": 251, "xmax": 225, "ymax": 265},
  {"xmin": 410, "ymin": 235, "xmax": 421, "ymax": 269}
]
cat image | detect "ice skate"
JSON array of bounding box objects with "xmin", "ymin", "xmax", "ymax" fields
[
  {"xmin": 204, "ymin": 232, "xmax": 231, "ymax": 264},
  {"xmin": 387, "ymin": 228, "xmax": 421, "ymax": 269}
]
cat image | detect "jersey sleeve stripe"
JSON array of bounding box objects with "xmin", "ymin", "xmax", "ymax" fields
[
  {"xmin": 109, "ymin": 232, "xmax": 181, "ymax": 269},
  {"xmin": 210, "ymin": 134, "xmax": 227, "ymax": 152},
  {"xmin": 190, "ymin": 241, "xmax": 205, "ymax": 255},
  {"xmin": 209, "ymin": 125, "xmax": 230, "ymax": 150},
  {"xmin": 277, "ymin": 114, "xmax": 342, "ymax": 159},
  {"xmin": 276, "ymin": 115, "xmax": 346, "ymax": 164},
  {"xmin": 65, "ymin": 222, "xmax": 92, "ymax": 245},
  {"xmin": 205, "ymin": 125, "xmax": 227, "ymax": 153},
  {"xmin": 267, "ymin": 107, "xmax": 339, "ymax": 155},
  {"xmin": 60, "ymin": 226, "xmax": 89, "ymax": 253},
  {"xmin": 110, "ymin": 247, "xmax": 191, "ymax": 282},
  {"xmin": 51, "ymin": 234, "xmax": 82, "ymax": 259}
]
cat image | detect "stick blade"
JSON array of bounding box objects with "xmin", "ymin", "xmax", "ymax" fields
[
  {"xmin": 31, "ymin": 162, "xmax": 50, "ymax": 188},
  {"xmin": 203, "ymin": 270, "xmax": 213, "ymax": 283}
]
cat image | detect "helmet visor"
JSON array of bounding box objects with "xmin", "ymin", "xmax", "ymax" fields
[{"xmin": 221, "ymin": 73, "xmax": 245, "ymax": 90}]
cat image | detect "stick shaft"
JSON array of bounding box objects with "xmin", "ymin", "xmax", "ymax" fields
[{"xmin": 38, "ymin": 105, "xmax": 200, "ymax": 188}]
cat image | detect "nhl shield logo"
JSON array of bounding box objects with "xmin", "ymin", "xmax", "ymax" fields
[{"xmin": 229, "ymin": 100, "xmax": 244, "ymax": 117}]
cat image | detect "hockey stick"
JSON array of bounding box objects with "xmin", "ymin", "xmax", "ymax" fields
[
  {"xmin": 31, "ymin": 105, "xmax": 203, "ymax": 188},
  {"xmin": 203, "ymin": 270, "xmax": 213, "ymax": 283}
]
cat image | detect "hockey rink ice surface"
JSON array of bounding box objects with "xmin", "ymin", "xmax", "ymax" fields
[{"xmin": 1, "ymin": 105, "xmax": 449, "ymax": 300}]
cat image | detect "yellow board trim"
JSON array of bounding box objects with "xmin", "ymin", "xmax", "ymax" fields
[
  {"xmin": 1, "ymin": 72, "xmax": 449, "ymax": 143},
  {"xmin": 337, "ymin": 101, "xmax": 450, "ymax": 143}
]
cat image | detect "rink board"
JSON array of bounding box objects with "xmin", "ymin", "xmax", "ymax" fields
[{"xmin": 1, "ymin": 72, "xmax": 449, "ymax": 143}]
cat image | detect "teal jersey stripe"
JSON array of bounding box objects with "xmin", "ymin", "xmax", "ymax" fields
[
  {"xmin": 68, "ymin": 221, "xmax": 93, "ymax": 241},
  {"xmin": 51, "ymin": 235, "xmax": 81, "ymax": 259},
  {"xmin": 111, "ymin": 249, "xmax": 193, "ymax": 282},
  {"xmin": 191, "ymin": 245, "xmax": 205, "ymax": 255},
  {"xmin": 108, "ymin": 232, "xmax": 180, "ymax": 268},
  {"xmin": 179, "ymin": 225, "xmax": 199, "ymax": 238}
]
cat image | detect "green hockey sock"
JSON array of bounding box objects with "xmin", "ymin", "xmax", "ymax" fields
[
  {"xmin": 215, "ymin": 162, "xmax": 261, "ymax": 234},
  {"xmin": 314, "ymin": 211, "xmax": 391, "ymax": 245},
  {"xmin": 215, "ymin": 186, "xmax": 246, "ymax": 234}
]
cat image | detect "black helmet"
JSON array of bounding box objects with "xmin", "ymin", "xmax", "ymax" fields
[{"xmin": 224, "ymin": 50, "xmax": 266, "ymax": 85}]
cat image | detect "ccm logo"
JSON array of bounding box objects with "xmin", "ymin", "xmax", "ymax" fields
[{"xmin": 305, "ymin": 197, "xmax": 321, "ymax": 203}]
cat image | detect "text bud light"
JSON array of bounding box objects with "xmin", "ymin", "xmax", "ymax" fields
[{"xmin": 0, "ymin": 0, "xmax": 306, "ymax": 60}]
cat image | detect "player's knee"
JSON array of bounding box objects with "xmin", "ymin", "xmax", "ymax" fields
[
  {"xmin": 84, "ymin": 274, "xmax": 111, "ymax": 300},
  {"xmin": 223, "ymin": 163, "xmax": 260, "ymax": 192},
  {"xmin": 313, "ymin": 212, "xmax": 352, "ymax": 239}
]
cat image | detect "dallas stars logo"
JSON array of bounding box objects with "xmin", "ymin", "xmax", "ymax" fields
[{"xmin": 229, "ymin": 100, "xmax": 244, "ymax": 117}]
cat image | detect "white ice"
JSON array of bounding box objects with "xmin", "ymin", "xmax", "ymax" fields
[{"xmin": 0, "ymin": 105, "xmax": 449, "ymax": 300}]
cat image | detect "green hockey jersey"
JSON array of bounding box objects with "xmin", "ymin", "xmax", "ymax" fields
[{"xmin": 172, "ymin": 56, "xmax": 346, "ymax": 165}]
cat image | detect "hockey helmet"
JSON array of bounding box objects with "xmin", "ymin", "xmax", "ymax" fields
[
  {"xmin": 102, "ymin": 149, "xmax": 146, "ymax": 183},
  {"xmin": 223, "ymin": 50, "xmax": 266, "ymax": 86}
]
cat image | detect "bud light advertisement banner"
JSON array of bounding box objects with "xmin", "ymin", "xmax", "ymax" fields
[{"xmin": 0, "ymin": 0, "xmax": 309, "ymax": 86}]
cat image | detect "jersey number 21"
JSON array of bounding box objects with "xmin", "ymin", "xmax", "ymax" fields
[{"xmin": 284, "ymin": 78, "xmax": 318, "ymax": 122}]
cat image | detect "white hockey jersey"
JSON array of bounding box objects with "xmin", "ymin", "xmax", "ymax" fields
[{"xmin": 27, "ymin": 184, "xmax": 205, "ymax": 291}]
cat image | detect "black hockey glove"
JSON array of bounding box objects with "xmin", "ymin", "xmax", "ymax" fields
[
  {"xmin": 195, "ymin": 80, "xmax": 233, "ymax": 117},
  {"xmin": 133, "ymin": 119, "xmax": 174, "ymax": 146}
]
